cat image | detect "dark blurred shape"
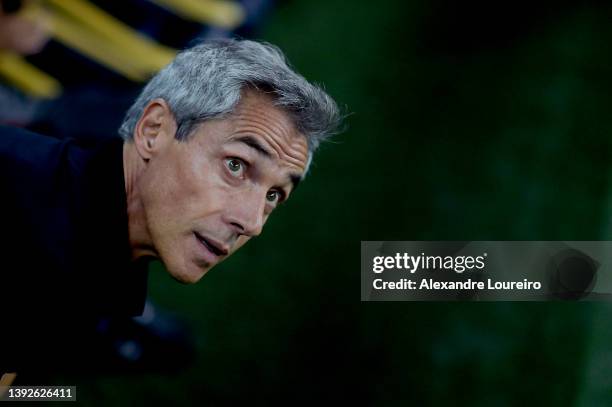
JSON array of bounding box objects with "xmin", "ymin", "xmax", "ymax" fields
[
  {"xmin": 1, "ymin": 0, "xmax": 22, "ymax": 14},
  {"xmin": 548, "ymin": 248, "xmax": 598, "ymax": 300},
  {"xmin": 89, "ymin": 302, "xmax": 196, "ymax": 374},
  {"xmin": 11, "ymin": 303, "xmax": 196, "ymax": 380},
  {"xmin": 29, "ymin": 85, "xmax": 140, "ymax": 142}
]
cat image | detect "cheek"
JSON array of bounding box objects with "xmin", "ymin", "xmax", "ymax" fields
[
  {"xmin": 144, "ymin": 151, "xmax": 231, "ymax": 224},
  {"xmin": 178, "ymin": 163, "xmax": 227, "ymax": 214},
  {"xmin": 139, "ymin": 157, "xmax": 196, "ymax": 230}
]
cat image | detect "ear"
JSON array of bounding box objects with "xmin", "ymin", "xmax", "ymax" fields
[{"xmin": 133, "ymin": 98, "xmax": 177, "ymax": 162}]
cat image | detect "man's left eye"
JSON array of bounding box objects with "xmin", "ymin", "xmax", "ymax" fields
[{"xmin": 266, "ymin": 190, "xmax": 280, "ymax": 203}]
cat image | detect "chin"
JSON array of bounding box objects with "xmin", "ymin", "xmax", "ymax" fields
[
  {"xmin": 163, "ymin": 259, "xmax": 210, "ymax": 284},
  {"xmin": 175, "ymin": 268, "xmax": 209, "ymax": 284}
]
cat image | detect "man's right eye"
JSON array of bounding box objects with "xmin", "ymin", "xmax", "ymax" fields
[{"xmin": 225, "ymin": 158, "xmax": 245, "ymax": 178}]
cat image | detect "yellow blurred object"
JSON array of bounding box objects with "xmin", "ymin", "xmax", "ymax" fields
[
  {"xmin": 46, "ymin": 10, "xmax": 146, "ymax": 82},
  {"xmin": 20, "ymin": 0, "xmax": 177, "ymax": 82},
  {"xmin": 0, "ymin": 51, "xmax": 62, "ymax": 98},
  {"xmin": 0, "ymin": 373, "xmax": 17, "ymax": 398},
  {"xmin": 0, "ymin": 0, "xmax": 244, "ymax": 94},
  {"xmin": 150, "ymin": 0, "xmax": 245, "ymax": 29},
  {"xmin": 46, "ymin": 0, "xmax": 176, "ymax": 71}
]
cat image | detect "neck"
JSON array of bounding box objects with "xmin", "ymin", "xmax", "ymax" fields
[{"xmin": 123, "ymin": 142, "xmax": 158, "ymax": 261}]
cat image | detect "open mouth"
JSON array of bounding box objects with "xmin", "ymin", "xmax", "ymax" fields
[{"xmin": 194, "ymin": 232, "xmax": 228, "ymax": 257}]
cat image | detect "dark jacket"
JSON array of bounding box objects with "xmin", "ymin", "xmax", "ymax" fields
[{"xmin": 0, "ymin": 125, "xmax": 149, "ymax": 370}]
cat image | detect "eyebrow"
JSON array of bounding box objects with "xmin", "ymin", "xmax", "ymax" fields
[
  {"xmin": 232, "ymin": 135, "xmax": 304, "ymax": 195},
  {"xmin": 234, "ymin": 135, "xmax": 272, "ymax": 158}
]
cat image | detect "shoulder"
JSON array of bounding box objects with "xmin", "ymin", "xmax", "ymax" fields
[
  {"xmin": 0, "ymin": 125, "xmax": 96, "ymax": 194},
  {"xmin": 0, "ymin": 125, "xmax": 76, "ymax": 171}
]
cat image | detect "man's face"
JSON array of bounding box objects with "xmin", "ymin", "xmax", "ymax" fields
[{"xmin": 137, "ymin": 91, "xmax": 309, "ymax": 283}]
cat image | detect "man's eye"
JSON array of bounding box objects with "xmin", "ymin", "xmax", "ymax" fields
[
  {"xmin": 225, "ymin": 158, "xmax": 245, "ymax": 177},
  {"xmin": 266, "ymin": 190, "xmax": 280, "ymax": 203}
]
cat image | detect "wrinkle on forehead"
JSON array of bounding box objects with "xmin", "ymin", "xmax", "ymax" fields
[{"xmin": 232, "ymin": 91, "xmax": 309, "ymax": 173}]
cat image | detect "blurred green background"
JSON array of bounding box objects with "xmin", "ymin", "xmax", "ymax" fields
[{"xmin": 53, "ymin": 0, "xmax": 612, "ymax": 405}]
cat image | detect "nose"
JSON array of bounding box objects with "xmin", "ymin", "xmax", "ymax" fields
[{"xmin": 224, "ymin": 188, "xmax": 267, "ymax": 237}]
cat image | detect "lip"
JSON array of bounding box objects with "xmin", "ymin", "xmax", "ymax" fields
[{"xmin": 194, "ymin": 232, "xmax": 229, "ymax": 263}]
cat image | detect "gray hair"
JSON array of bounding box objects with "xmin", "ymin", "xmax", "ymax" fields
[{"xmin": 118, "ymin": 38, "xmax": 341, "ymax": 169}]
